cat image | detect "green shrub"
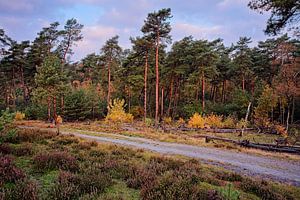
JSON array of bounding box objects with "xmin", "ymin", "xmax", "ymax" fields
[
  {"xmin": 179, "ymin": 102, "xmax": 202, "ymax": 119},
  {"xmin": 145, "ymin": 118, "xmax": 154, "ymax": 126},
  {"xmin": 24, "ymin": 103, "xmax": 48, "ymax": 120},
  {"xmin": 218, "ymin": 183, "xmax": 240, "ymax": 200},
  {"xmin": 64, "ymin": 89, "xmax": 93, "ymax": 121}
]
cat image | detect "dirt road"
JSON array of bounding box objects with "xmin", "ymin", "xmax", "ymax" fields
[{"xmin": 19, "ymin": 126, "xmax": 300, "ymax": 186}]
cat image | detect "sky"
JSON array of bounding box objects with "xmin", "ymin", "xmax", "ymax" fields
[{"xmin": 0, "ymin": 0, "xmax": 271, "ymax": 61}]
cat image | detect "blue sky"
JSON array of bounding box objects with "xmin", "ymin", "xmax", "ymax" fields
[{"xmin": 0, "ymin": 0, "xmax": 270, "ymax": 61}]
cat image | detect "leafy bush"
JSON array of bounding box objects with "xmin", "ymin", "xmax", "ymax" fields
[
  {"xmin": 218, "ymin": 183, "xmax": 240, "ymax": 200},
  {"xmin": 24, "ymin": 103, "xmax": 48, "ymax": 120},
  {"xmin": 222, "ymin": 116, "xmax": 236, "ymax": 129},
  {"xmin": 179, "ymin": 102, "xmax": 202, "ymax": 119},
  {"xmin": 205, "ymin": 114, "xmax": 223, "ymax": 128},
  {"xmin": 145, "ymin": 118, "xmax": 154, "ymax": 126},
  {"xmin": 176, "ymin": 118, "xmax": 185, "ymax": 126},
  {"xmin": 130, "ymin": 106, "xmax": 144, "ymax": 118},
  {"xmin": 0, "ymin": 109, "xmax": 15, "ymax": 133},
  {"xmin": 236, "ymin": 119, "xmax": 249, "ymax": 129},
  {"xmin": 105, "ymin": 99, "xmax": 133, "ymax": 123},
  {"xmin": 274, "ymin": 124, "xmax": 288, "ymax": 137},
  {"xmin": 14, "ymin": 111, "xmax": 25, "ymax": 121},
  {"xmin": 64, "ymin": 89, "xmax": 94, "ymax": 121},
  {"xmin": 188, "ymin": 113, "xmax": 205, "ymax": 128},
  {"xmin": 163, "ymin": 117, "xmax": 172, "ymax": 125},
  {"xmin": 33, "ymin": 151, "xmax": 79, "ymax": 171},
  {"xmin": 0, "ymin": 156, "xmax": 25, "ymax": 185}
]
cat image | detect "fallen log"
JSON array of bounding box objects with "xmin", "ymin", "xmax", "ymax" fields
[
  {"xmin": 193, "ymin": 135, "xmax": 300, "ymax": 155},
  {"xmin": 162, "ymin": 126, "xmax": 255, "ymax": 133}
]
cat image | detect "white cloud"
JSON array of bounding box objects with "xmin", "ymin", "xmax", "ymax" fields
[
  {"xmin": 217, "ymin": 0, "xmax": 245, "ymax": 8},
  {"xmin": 73, "ymin": 25, "xmax": 119, "ymax": 60},
  {"xmin": 173, "ymin": 22, "xmax": 223, "ymax": 40}
]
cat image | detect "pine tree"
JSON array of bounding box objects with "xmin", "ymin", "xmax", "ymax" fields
[
  {"xmin": 142, "ymin": 8, "xmax": 172, "ymax": 126},
  {"xmin": 33, "ymin": 54, "xmax": 68, "ymax": 121}
]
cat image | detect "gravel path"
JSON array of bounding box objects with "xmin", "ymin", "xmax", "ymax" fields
[{"xmin": 19, "ymin": 126, "xmax": 300, "ymax": 186}]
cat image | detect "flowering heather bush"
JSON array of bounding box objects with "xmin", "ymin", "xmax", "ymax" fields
[
  {"xmin": 8, "ymin": 179, "xmax": 38, "ymax": 200},
  {"xmin": 126, "ymin": 167, "xmax": 157, "ymax": 189},
  {"xmin": 240, "ymin": 179, "xmax": 284, "ymax": 200},
  {"xmin": 49, "ymin": 169, "xmax": 112, "ymax": 199},
  {"xmin": 13, "ymin": 143, "xmax": 33, "ymax": 156},
  {"xmin": 188, "ymin": 113, "xmax": 205, "ymax": 128},
  {"xmin": 0, "ymin": 156, "xmax": 25, "ymax": 185},
  {"xmin": 54, "ymin": 135, "xmax": 79, "ymax": 145},
  {"xmin": 76, "ymin": 141, "xmax": 98, "ymax": 150},
  {"xmin": 49, "ymin": 171, "xmax": 80, "ymax": 200},
  {"xmin": 16, "ymin": 129, "xmax": 57, "ymax": 143},
  {"xmin": 33, "ymin": 151, "xmax": 79, "ymax": 171},
  {"xmin": 105, "ymin": 99, "xmax": 134, "ymax": 123},
  {"xmin": 0, "ymin": 143, "xmax": 13, "ymax": 154},
  {"xmin": 141, "ymin": 171, "xmax": 222, "ymax": 200}
]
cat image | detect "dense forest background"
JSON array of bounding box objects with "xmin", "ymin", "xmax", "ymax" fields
[{"xmin": 0, "ymin": 5, "xmax": 299, "ymax": 130}]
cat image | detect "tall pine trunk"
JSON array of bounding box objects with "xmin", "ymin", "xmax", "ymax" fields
[
  {"xmin": 47, "ymin": 96, "xmax": 51, "ymax": 121},
  {"xmin": 242, "ymin": 74, "xmax": 245, "ymax": 91},
  {"xmin": 201, "ymin": 71, "xmax": 205, "ymax": 111},
  {"xmin": 155, "ymin": 33, "xmax": 160, "ymax": 126},
  {"xmin": 167, "ymin": 76, "xmax": 174, "ymax": 117},
  {"xmin": 53, "ymin": 97, "xmax": 57, "ymax": 121},
  {"xmin": 144, "ymin": 52, "xmax": 148, "ymax": 122},
  {"xmin": 161, "ymin": 87, "xmax": 164, "ymax": 118},
  {"xmin": 107, "ymin": 58, "xmax": 111, "ymax": 105},
  {"xmin": 221, "ymin": 80, "xmax": 226, "ymax": 103},
  {"xmin": 286, "ymin": 104, "xmax": 290, "ymax": 131}
]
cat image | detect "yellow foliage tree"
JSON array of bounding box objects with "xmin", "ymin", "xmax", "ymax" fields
[
  {"xmin": 15, "ymin": 112, "xmax": 25, "ymax": 121},
  {"xmin": 105, "ymin": 99, "xmax": 133, "ymax": 123},
  {"xmin": 205, "ymin": 114, "xmax": 223, "ymax": 128},
  {"xmin": 188, "ymin": 113, "xmax": 205, "ymax": 128}
]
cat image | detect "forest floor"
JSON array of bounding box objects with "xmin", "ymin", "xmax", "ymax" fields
[{"xmin": 17, "ymin": 122, "xmax": 300, "ymax": 186}]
